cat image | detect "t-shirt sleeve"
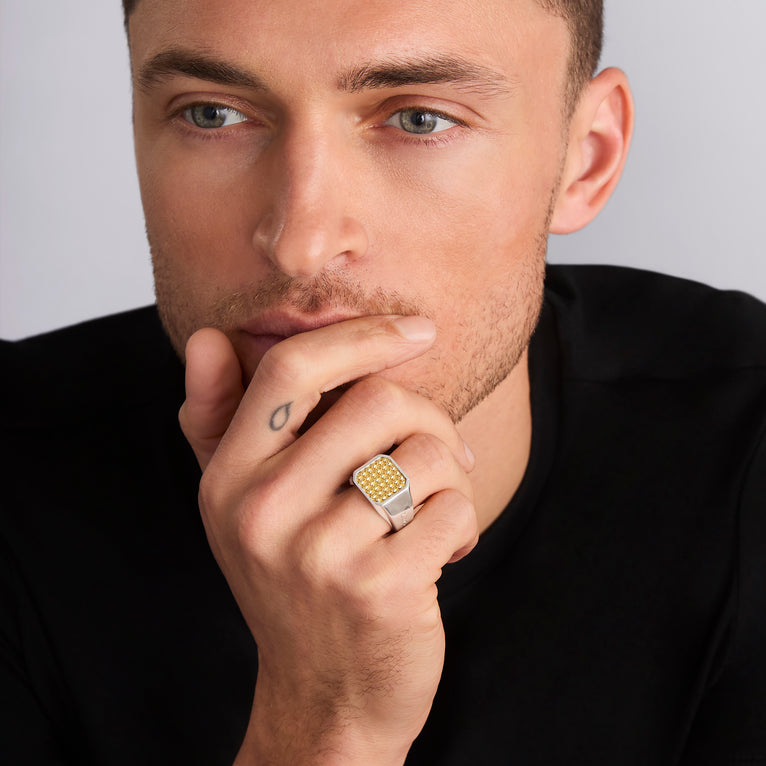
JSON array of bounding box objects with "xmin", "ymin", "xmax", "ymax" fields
[{"xmin": 680, "ymin": 425, "xmax": 766, "ymax": 764}]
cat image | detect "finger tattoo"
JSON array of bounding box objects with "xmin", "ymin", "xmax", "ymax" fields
[{"xmin": 269, "ymin": 402, "xmax": 293, "ymax": 432}]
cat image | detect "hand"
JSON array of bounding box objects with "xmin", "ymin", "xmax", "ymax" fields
[{"xmin": 180, "ymin": 316, "xmax": 478, "ymax": 765}]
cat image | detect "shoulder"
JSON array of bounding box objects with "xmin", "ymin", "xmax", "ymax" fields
[
  {"xmin": 0, "ymin": 306, "xmax": 184, "ymax": 431},
  {"xmin": 541, "ymin": 264, "xmax": 766, "ymax": 534},
  {"xmin": 544, "ymin": 264, "xmax": 766, "ymax": 381},
  {"xmin": 539, "ymin": 267, "xmax": 766, "ymax": 761},
  {"xmin": 0, "ymin": 305, "xmax": 196, "ymax": 590}
]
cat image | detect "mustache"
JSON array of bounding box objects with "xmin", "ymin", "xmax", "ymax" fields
[{"xmin": 207, "ymin": 271, "xmax": 426, "ymax": 328}]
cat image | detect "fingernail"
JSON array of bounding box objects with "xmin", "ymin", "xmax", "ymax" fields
[
  {"xmin": 463, "ymin": 440, "xmax": 476, "ymax": 467},
  {"xmin": 392, "ymin": 316, "xmax": 436, "ymax": 342}
]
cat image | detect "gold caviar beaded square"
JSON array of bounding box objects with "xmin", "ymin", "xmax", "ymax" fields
[{"xmin": 355, "ymin": 456, "xmax": 406, "ymax": 503}]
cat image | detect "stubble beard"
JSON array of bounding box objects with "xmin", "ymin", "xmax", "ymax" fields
[{"xmin": 151, "ymin": 226, "xmax": 549, "ymax": 426}]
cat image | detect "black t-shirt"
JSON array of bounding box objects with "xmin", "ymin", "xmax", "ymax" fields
[{"xmin": 2, "ymin": 265, "xmax": 765, "ymax": 765}]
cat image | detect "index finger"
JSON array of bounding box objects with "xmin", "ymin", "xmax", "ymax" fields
[{"xmin": 212, "ymin": 314, "xmax": 436, "ymax": 467}]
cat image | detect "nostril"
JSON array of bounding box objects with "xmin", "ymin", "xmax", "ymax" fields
[{"xmin": 253, "ymin": 210, "xmax": 368, "ymax": 279}]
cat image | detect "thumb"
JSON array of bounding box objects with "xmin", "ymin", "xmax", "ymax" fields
[{"xmin": 179, "ymin": 328, "xmax": 245, "ymax": 470}]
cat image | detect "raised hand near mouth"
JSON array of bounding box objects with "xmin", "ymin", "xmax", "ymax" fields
[{"xmin": 180, "ymin": 315, "xmax": 478, "ymax": 765}]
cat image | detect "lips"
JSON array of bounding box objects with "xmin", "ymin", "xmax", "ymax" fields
[
  {"xmin": 236, "ymin": 310, "xmax": 362, "ymax": 362},
  {"xmin": 239, "ymin": 332, "xmax": 287, "ymax": 358},
  {"xmin": 240, "ymin": 310, "xmax": 361, "ymax": 339}
]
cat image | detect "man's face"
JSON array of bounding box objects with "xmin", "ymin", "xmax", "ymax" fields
[{"xmin": 130, "ymin": 0, "xmax": 571, "ymax": 422}]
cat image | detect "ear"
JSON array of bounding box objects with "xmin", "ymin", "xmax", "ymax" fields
[{"xmin": 550, "ymin": 67, "xmax": 635, "ymax": 234}]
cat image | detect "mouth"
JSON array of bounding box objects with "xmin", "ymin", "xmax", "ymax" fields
[
  {"xmin": 235, "ymin": 310, "xmax": 363, "ymax": 365},
  {"xmin": 233, "ymin": 310, "xmax": 362, "ymax": 429}
]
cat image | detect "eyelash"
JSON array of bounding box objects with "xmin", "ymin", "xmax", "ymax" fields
[
  {"xmin": 170, "ymin": 102, "xmax": 254, "ymax": 139},
  {"xmin": 381, "ymin": 107, "xmax": 467, "ymax": 148},
  {"xmin": 171, "ymin": 101, "xmax": 467, "ymax": 148}
]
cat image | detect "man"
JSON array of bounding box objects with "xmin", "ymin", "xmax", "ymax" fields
[{"xmin": 1, "ymin": 0, "xmax": 764, "ymax": 764}]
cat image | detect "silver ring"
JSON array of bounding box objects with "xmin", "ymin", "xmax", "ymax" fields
[{"xmin": 351, "ymin": 454, "xmax": 414, "ymax": 532}]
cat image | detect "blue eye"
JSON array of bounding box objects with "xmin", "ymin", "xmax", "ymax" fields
[
  {"xmin": 183, "ymin": 104, "xmax": 248, "ymax": 129},
  {"xmin": 384, "ymin": 109, "xmax": 458, "ymax": 135}
]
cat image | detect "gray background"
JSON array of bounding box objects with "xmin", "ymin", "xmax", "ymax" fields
[{"xmin": 1, "ymin": 0, "xmax": 764, "ymax": 340}]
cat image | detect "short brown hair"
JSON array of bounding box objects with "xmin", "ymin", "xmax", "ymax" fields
[
  {"xmin": 121, "ymin": 0, "xmax": 602, "ymax": 113},
  {"xmin": 537, "ymin": 0, "xmax": 603, "ymax": 113}
]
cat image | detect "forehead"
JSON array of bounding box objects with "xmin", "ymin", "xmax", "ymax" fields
[{"xmin": 129, "ymin": 0, "xmax": 568, "ymax": 90}]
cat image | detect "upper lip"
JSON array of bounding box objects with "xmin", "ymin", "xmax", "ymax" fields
[{"xmin": 239, "ymin": 310, "xmax": 362, "ymax": 338}]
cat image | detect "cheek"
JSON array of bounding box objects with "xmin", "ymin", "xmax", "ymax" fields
[
  {"xmin": 138, "ymin": 141, "xmax": 266, "ymax": 288},
  {"xmin": 376, "ymin": 142, "xmax": 551, "ymax": 293}
]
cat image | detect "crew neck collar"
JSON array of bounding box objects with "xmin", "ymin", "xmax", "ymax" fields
[{"xmin": 437, "ymin": 297, "xmax": 561, "ymax": 602}]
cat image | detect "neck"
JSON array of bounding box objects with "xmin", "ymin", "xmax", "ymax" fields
[{"xmin": 457, "ymin": 348, "xmax": 532, "ymax": 535}]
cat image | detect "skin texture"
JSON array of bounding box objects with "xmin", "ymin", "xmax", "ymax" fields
[
  {"xmin": 134, "ymin": 0, "xmax": 562, "ymax": 424},
  {"xmin": 129, "ymin": 0, "xmax": 633, "ymax": 762},
  {"xmin": 122, "ymin": 0, "xmax": 605, "ymax": 118}
]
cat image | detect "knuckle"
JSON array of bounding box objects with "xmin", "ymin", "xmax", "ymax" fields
[
  {"xmin": 343, "ymin": 565, "xmax": 390, "ymax": 618},
  {"xmin": 289, "ymin": 521, "xmax": 334, "ymax": 583},
  {"xmin": 420, "ymin": 489, "xmax": 477, "ymax": 553},
  {"xmin": 197, "ymin": 467, "xmax": 227, "ymax": 516},
  {"xmin": 345, "ymin": 376, "xmax": 404, "ymax": 417},
  {"xmin": 177, "ymin": 402, "xmax": 190, "ymax": 435},
  {"xmin": 446, "ymin": 489, "xmax": 479, "ymax": 538},
  {"xmin": 258, "ymin": 339, "xmax": 311, "ymax": 386},
  {"xmin": 237, "ymin": 472, "xmax": 289, "ymax": 539},
  {"xmin": 246, "ymin": 466, "xmax": 286, "ymax": 509},
  {"xmin": 407, "ymin": 433, "xmax": 453, "ymax": 476},
  {"xmin": 290, "ymin": 523, "xmax": 385, "ymax": 610},
  {"xmin": 233, "ymin": 499, "xmax": 274, "ymax": 560},
  {"xmin": 199, "ymin": 463, "xmax": 289, "ymax": 557}
]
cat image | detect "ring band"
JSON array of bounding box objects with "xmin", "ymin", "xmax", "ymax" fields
[{"xmin": 351, "ymin": 454, "xmax": 414, "ymax": 531}]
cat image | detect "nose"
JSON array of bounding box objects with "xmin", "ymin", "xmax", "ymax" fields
[{"xmin": 252, "ymin": 128, "xmax": 369, "ymax": 278}]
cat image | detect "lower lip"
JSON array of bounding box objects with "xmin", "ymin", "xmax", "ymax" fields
[{"xmin": 240, "ymin": 332, "xmax": 286, "ymax": 358}]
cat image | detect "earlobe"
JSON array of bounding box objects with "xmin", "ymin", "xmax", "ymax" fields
[{"xmin": 550, "ymin": 67, "xmax": 635, "ymax": 235}]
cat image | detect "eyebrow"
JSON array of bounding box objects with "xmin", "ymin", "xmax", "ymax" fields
[
  {"xmin": 337, "ymin": 55, "xmax": 514, "ymax": 98},
  {"xmin": 136, "ymin": 47, "xmax": 514, "ymax": 99},
  {"xmin": 136, "ymin": 49, "xmax": 267, "ymax": 93}
]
